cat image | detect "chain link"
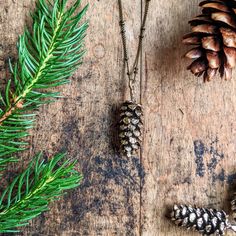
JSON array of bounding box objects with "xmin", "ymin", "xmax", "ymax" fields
[{"xmin": 118, "ymin": 0, "xmax": 151, "ymax": 101}]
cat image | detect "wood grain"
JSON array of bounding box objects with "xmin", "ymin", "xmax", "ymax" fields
[{"xmin": 1, "ymin": 0, "xmax": 236, "ymax": 235}]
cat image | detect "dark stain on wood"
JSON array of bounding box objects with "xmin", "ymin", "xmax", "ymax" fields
[
  {"xmin": 212, "ymin": 170, "xmax": 236, "ymax": 185},
  {"xmin": 212, "ymin": 169, "xmax": 225, "ymax": 183},
  {"xmin": 227, "ymin": 173, "xmax": 236, "ymax": 185},
  {"xmin": 61, "ymin": 116, "xmax": 81, "ymax": 154},
  {"xmin": 65, "ymin": 153, "xmax": 145, "ymax": 235},
  {"xmin": 193, "ymin": 140, "xmax": 205, "ymax": 177},
  {"xmin": 194, "ymin": 138, "xmax": 225, "ymax": 182},
  {"xmin": 206, "ymin": 139, "xmax": 224, "ymax": 173},
  {"xmin": 80, "ymin": 154, "xmax": 145, "ymax": 207}
]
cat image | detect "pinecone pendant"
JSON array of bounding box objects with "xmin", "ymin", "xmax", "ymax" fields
[
  {"xmin": 119, "ymin": 100, "xmax": 143, "ymax": 157},
  {"xmin": 183, "ymin": 0, "xmax": 236, "ymax": 81},
  {"xmin": 170, "ymin": 204, "xmax": 236, "ymax": 235}
]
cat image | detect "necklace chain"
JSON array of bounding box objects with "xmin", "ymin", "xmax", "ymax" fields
[{"xmin": 118, "ymin": 0, "xmax": 151, "ymax": 101}]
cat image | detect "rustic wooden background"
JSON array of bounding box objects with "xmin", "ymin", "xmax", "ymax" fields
[{"xmin": 1, "ymin": 0, "xmax": 236, "ymax": 235}]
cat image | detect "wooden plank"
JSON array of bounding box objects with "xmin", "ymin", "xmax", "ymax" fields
[
  {"xmin": 1, "ymin": 0, "xmax": 143, "ymax": 235},
  {"xmin": 141, "ymin": 0, "xmax": 236, "ymax": 235},
  {"xmin": 2, "ymin": 0, "xmax": 236, "ymax": 235}
]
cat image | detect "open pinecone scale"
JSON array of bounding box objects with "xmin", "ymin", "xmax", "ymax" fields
[{"xmin": 183, "ymin": 0, "xmax": 236, "ymax": 81}]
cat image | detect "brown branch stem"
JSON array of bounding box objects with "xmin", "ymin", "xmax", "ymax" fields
[{"xmin": 0, "ymin": 100, "xmax": 23, "ymax": 125}]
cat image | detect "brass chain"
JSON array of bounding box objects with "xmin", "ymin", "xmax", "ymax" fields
[{"xmin": 118, "ymin": 0, "xmax": 151, "ymax": 102}]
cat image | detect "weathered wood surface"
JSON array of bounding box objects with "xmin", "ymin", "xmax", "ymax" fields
[{"xmin": 1, "ymin": 0, "xmax": 236, "ymax": 235}]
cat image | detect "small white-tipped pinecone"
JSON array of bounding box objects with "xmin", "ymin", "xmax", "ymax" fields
[
  {"xmin": 119, "ymin": 100, "xmax": 143, "ymax": 157},
  {"xmin": 171, "ymin": 204, "xmax": 230, "ymax": 235}
]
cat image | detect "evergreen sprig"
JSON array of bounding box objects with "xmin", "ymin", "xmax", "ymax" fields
[
  {"xmin": 0, "ymin": 153, "xmax": 82, "ymax": 233},
  {"xmin": 0, "ymin": 0, "xmax": 88, "ymax": 169},
  {"xmin": 0, "ymin": 0, "xmax": 88, "ymax": 232}
]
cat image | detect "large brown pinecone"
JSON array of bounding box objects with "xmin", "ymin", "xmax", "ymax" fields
[
  {"xmin": 183, "ymin": 0, "xmax": 236, "ymax": 81},
  {"xmin": 170, "ymin": 204, "xmax": 230, "ymax": 235},
  {"xmin": 119, "ymin": 101, "xmax": 143, "ymax": 157}
]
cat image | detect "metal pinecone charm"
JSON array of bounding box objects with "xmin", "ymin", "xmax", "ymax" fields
[
  {"xmin": 119, "ymin": 100, "xmax": 143, "ymax": 157},
  {"xmin": 183, "ymin": 0, "xmax": 236, "ymax": 81},
  {"xmin": 170, "ymin": 204, "xmax": 232, "ymax": 235}
]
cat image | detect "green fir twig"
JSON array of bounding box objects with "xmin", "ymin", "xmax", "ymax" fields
[
  {"xmin": 0, "ymin": 0, "xmax": 88, "ymax": 232},
  {"xmin": 0, "ymin": 153, "xmax": 82, "ymax": 233},
  {"xmin": 0, "ymin": 0, "xmax": 88, "ymax": 169}
]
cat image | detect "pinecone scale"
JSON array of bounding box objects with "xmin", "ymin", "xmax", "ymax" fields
[
  {"xmin": 183, "ymin": 0, "xmax": 236, "ymax": 81},
  {"xmin": 119, "ymin": 100, "xmax": 143, "ymax": 157},
  {"xmin": 171, "ymin": 204, "xmax": 230, "ymax": 235}
]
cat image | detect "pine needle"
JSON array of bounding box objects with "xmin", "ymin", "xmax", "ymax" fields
[
  {"xmin": 0, "ymin": 152, "xmax": 82, "ymax": 233},
  {"xmin": 0, "ymin": 0, "xmax": 88, "ymax": 169}
]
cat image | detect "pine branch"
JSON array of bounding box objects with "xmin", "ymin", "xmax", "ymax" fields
[
  {"xmin": 0, "ymin": 0, "xmax": 88, "ymax": 169},
  {"xmin": 0, "ymin": 152, "xmax": 82, "ymax": 233}
]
